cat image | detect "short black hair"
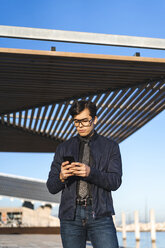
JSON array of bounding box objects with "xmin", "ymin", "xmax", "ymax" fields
[{"xmin": 69, "ymin": 100, "xmax": 97, "ymax": 118}]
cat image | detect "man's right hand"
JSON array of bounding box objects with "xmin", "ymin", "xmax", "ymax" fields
[{"xmin": 60, "ymin": 161, "xmax": 74, "ymax": 182}]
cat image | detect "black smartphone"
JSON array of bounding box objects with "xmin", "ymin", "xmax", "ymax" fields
[{"xmin": 63, "ymin": 156, "xmax": 75, "ymax": 164}]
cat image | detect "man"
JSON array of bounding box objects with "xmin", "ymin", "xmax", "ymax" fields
[{"xmin": 47, "ymin": 100, "xmax": 122, "ymax": 248}]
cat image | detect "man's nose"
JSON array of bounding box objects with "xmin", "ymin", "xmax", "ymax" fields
[{"xmin": 79, "ymin": 122, "xmax": 83, "ymax": 127}]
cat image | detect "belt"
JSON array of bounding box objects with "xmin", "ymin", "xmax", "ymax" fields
[{"xmin": 76, "ymin": 198, "xmax": 92, "ymax": 206}]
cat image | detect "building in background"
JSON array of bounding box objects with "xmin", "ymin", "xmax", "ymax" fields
[{"xmin": 0, "ymin": 202, "xmax": 60, "ymax": 227}]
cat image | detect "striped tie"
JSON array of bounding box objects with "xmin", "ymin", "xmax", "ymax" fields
[{"xmin": 78, "ymin": 142, "xmax": 90, "ymax": 199}]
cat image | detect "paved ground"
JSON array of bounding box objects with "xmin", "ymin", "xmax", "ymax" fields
[{"xmin": 0, "ymin": 234, "xmax": 92, "ymax": 248}]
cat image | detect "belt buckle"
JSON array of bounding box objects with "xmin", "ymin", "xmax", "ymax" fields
[
  {"xmin": 77, "ymin": 198, "xmax": 91, "ymax": 207},
  {"xmin": 79, "ymin": 199, "xmax": 87, "ymax": 207}
]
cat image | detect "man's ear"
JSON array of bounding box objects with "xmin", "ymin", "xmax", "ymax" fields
[{"xmin": 94, "ymin": 116, "xmax": 98, "ymax": 125}]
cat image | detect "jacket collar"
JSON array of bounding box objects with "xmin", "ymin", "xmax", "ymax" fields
[{"xmin": 76, "ymin": 130, "xmax": 98, "ymax": 144}]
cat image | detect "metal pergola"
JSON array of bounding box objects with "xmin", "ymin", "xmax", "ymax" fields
[
  {"xmin": 0, "ymin": 25, "xmax": 165, "ymax": 202},
  {"xmin": 0, "ymin": 26, "xmax": 164, "ymax": 153}
]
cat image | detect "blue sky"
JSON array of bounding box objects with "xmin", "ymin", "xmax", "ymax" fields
[{"xmin": 0, "ymin": 0, "xmax": 165, "ymax": 222}]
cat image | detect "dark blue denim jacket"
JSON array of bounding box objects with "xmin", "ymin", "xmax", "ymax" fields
[{"xmin": 46, "ymin": 132, "xmax": 122, "ymax": 220}]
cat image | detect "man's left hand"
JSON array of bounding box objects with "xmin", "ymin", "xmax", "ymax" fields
[{"xmin": 69, "ymin": 162, "xmax": 90, "ymax": 177}]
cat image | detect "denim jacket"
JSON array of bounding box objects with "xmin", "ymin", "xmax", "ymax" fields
[{"xmin": 46, "ymin": 132, "xmax": 122, "ymax": 220}]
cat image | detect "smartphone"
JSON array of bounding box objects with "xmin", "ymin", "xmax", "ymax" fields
[{"xmin": 63, "ymin": 156, "xmax": 75, "ymax": 164}]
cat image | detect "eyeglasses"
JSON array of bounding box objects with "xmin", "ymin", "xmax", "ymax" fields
[{"xmin": 73, "ymin": 118, "xmax": 93, "ymax": 127}]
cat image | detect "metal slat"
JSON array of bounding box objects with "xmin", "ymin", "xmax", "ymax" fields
[
  {"xmin": 97, "ymin": 89, "xmax": 128, "ymax": 134},
  {"xmin": 18, "ymin": 111, "xmax": 22, "ymax": 127},
  {"xmin": 46, "ymin": 103, "xmax": 63, "ymax": 136},
  {"xmin": 37, "ymin": 105, "xmax": 49, "ymax": 133},
  {"xmin": 0, "ymin": 115, "xmax": 4, "ymax": 124},
  {"xmin": 118, "ymin": 105, "xmax": 164, "ymax": 143},
  {"xmin": 131, "ymin": 96, "xmax": 164, "ymax": 130},
  {"xmin": 105, "ymin": 82, "xmax": 162, "ymax": 137},
  {"xmin": 28, "ymin": 108, "xmax": 35, "ymax": 130},
  {"xmin": 55, "ymin": 103, "xmax": 72, "ymax": 139},
  {"xmin": 101, "ymin": 85, "xmax": 150, "ymax": 136},
  {"xmin": 96, "ymin": 93, "xmax": 111, "ymax": 110},
  {"xmin": 99, "ymin": 88, "xmax": 136, "ymax": 136},
  {"xmin": 101, "ymin": 89, "xmax": 141, "ymax": 136},
  {"xmin": 96, "ymin": 92, "xmax": 117, "ymax": 119},
  {"xmin": 112, "ymin": 85, "xmax": 164, "ymax": 139},
  {"xmin": 42, "ymin": 104, "xmax": 56, "ymax": 134},
  {"xmin": 6, "ymin": 113, "xmax": 10, "ymax": 126},
  {"xmin": 86, "ymin": 95, "xmax": 94, "ymax": 102},
  {"xmin": 116, "ymin": 97, "xmax": 165, "ymax": 143},
  {"xmin": 60, "ymin": 98, "xmax": 82, "ymax": 139},
  {"xmin": 60, "ymin": 119, "xmax": 73, "ymax": 140},
  {"xmin": 23, "ymin": 110, "xmax": 28, "ymax": 129},
  {"xmin": 13, "ymin": 112, "xmax": 16, "ymax": 127},
  {"xmin": 51, "ymin": 102, "xmax": 70, "ymax": 138},
  {"xmin": 33, "ymin": 107, "xmax": 42, "ymax": 132}
]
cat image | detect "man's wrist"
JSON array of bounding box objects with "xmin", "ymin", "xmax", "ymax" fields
[{"xmin": 60, "ymin": 173, "xmax": 65, "ymax": 183}]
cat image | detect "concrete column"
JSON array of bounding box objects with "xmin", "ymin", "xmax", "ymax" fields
[
  {"xmin": 150, "ymin": 209, "xmax": 156, "ymax": 242},
  {"xmin": 151, "ymin": 241, "xmax": 157, "ymax": 248},
  {"xmin": 123, "ymin": 239, "xmax": 127, "ymax": 248},
  {"xmin": 122, "ymin": 212, "xmax": 126, "ymax": 240},
  {"xmin": 135, "ymin": 240, "xmax": 140, "ymax": 248},
  {"xmin": 134, "ymin": 211, "xmax": 140, "ymax": 241}
]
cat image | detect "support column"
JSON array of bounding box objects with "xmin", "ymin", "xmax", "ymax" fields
[
  {"xmin": 134, "ymin": 210, "xmax": 140, "ymax": 241},
  {"xmin": 150, "ymin": 209, "xmax": 156, "ymax": 242},
  {"xmin": 122, "ymin": 212, "xmax": 126, "ymax": 240}
]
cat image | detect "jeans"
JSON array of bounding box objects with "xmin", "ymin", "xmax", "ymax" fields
[{"xmin": 60, "ymin": 205, "xmax": 119, "ymax": 248}]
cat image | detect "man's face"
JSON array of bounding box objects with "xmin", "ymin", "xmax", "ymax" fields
[{"xmin": 73, "ymin": 108, "xmax": 97, "ymax": 137}]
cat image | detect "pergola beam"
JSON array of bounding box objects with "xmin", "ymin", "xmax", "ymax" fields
[{"xmin": 0, "ymin": 25, "xmax": 165, "ymax": 50}]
